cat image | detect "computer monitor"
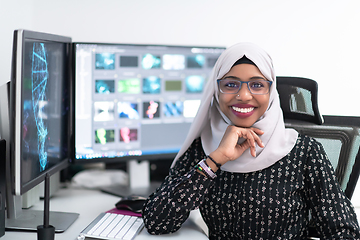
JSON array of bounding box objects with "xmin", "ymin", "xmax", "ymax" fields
[
  {"xmin": 73, "ymin": 42, "xmax": 224, "ymax": 193},
  {"xmin": 0, "ymin": 29, "xmax": 78, "ymax": 232}
]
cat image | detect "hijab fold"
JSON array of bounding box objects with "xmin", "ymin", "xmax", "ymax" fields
[{"xmin": 172, "ymin": 42, "xmax": 298, "ymax": 173}]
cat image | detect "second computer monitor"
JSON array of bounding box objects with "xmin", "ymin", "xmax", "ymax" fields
[{"xmin": 73, "ymin": 43, "xmax": 224, "ymax": 164}]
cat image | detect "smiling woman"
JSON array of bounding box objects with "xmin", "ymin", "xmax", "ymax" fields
[{"xmin": 142, "ymin": 42, "xmax": 360, "ymax": 239}]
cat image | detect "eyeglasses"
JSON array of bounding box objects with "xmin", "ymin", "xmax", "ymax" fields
[{"xmin": 217, "ymin": 78, "xmax": 272, "ymax": 95}]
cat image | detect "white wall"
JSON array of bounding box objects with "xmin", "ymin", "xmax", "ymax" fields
[{"xmin": 1, "ymin": 0, "xmax": 360, "ymax": 116}]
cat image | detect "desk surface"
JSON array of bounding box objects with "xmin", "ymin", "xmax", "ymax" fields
[{"xmin": 1, "ymin": 186, "xmax": 208, "ymax": 240}]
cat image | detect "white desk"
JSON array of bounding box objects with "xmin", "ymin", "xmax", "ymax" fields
[{"xmin": 1, "ymin": 186, "xmax": 208, "ymax": 240}]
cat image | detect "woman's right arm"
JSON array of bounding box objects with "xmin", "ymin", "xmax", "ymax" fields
[{"xmin": 142, "ymin": 138, "xmax": 214, "ymax": 235}]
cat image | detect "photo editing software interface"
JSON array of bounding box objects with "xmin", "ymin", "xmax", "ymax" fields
[{"xmin": 74, "ymin": 43, "xmax": 224, "ymax": 162}]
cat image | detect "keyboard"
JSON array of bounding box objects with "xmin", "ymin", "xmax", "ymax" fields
[{"xmin": 79, "ymin": 212, "xmax": 144, "ymax": 240}]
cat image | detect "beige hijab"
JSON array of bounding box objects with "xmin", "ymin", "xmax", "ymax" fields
[{"xmin": 172, "ymin": 42, "xmax": 298, "ymax": 173}]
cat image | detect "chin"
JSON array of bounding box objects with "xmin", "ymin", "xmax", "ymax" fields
[{"xmin": 231, "ymin": 120, "xmax": 255, "ymax": 128}]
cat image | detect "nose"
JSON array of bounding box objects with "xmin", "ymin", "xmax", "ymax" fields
[{"xmin": 236, "ymin": 83, "xmax": 252, "ymax": 100}]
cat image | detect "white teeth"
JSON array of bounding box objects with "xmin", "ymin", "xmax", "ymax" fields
[{"xmin": 232, "ymin": 106, "xmax": 254, "ymax": 113}]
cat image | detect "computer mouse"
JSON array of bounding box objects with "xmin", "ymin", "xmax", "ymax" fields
[{"xmin": 115, "ymin": 195, "xmax": 147, "ymax": 213}]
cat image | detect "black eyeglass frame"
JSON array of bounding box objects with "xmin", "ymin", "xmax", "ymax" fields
[{"xmin": 217, "ymin": 79, "xmax": 273, "ymax": 95}]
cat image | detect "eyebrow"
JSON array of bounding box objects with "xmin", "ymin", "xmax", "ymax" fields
[{"xmin": 222, "ymin": 76, "xmax": 267, "ymax": 81}]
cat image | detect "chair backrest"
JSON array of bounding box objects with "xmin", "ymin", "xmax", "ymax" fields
[
  {"xmin": 322, "ymin": 116, "xmax": 360, "ymax": 199},
  {"xmin": 277, "ymin": 76, "xmax": 360, "ymax": 200},
  {"xmin": 284, "ymin": 119, "xmax": 360, "ymax": 198}
]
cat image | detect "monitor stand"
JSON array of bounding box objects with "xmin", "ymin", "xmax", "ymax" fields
[
  {"xmin": 5, "ymin": 189, "xmax": 79, "ymax": 233},
  {"xmin": 6, "ymin": 198, "xmax": 79, "ymax": 233},
  {"xmin": 5, "ymin": 170, "xmax": 78, "ymax": 233},
  {"xmin": 101, "ymin": 159, "xmax": 162, "ymax": 198}
]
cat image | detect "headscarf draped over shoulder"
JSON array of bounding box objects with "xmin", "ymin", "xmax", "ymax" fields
[{"xmin": 172, "ymin": 42, "xmax": 298, "ymax": 173}]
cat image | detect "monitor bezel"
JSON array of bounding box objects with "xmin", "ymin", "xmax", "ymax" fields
[
  {"xmin": 10, "ymin": 29, "xmax": 72, "ymax": 195},
  {"xmin": 71, "ymin": 41, "xmax": 225, "ymax": 165}
]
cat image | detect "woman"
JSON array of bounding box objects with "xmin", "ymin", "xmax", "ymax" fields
[{"xmin": 142, "ymin": 42, "xmax": 360, "ymax": 239}]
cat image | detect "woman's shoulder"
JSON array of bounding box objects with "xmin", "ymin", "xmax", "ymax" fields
[
  {"xmin": 292, "ymin": 134, "xmax": 327, "ymax": 158},
  {"xmin": 295, "ymin": 134, "xmax": 323, "ymax": 147},
  {"xmin": 184, "ymin": 137, "xmax": 203, "ymax": 154},
  {"xmin": 171, "ymin": 137, "xmax": 204, "ymax": 172},
  {"xmin": 192, "ymin": 137, "xmax": 202, "ymax": 147},
  {"xmin": 287, "ymin": 134, "xmax": 322, "ymax": 158}
]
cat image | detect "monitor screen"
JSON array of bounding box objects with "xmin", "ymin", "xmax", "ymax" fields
[
  {"xmin": 73, "ymin": 43, "xmax": 224, "ymax": 163},
  {"xmin": 10, "ymin": 30, "xmax": 72, "ymax": 195}
]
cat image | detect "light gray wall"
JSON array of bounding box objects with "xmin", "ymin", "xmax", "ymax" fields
[{"xmin": 1, "ymin": 0, "xmax": 359, "ymax": 116}]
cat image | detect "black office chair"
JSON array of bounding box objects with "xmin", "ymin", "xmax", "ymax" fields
[{"xmin": 277, "ymin": 76, "xmax": 360, "ymax": 238}]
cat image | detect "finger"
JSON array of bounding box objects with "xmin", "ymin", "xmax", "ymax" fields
[
  {"xmin": 248, "ymin": 135, "xmax": 259, "ymax": 157},
  {"xmin": 244, "ymin": 130, "xmax": 263, "ymax": 157},
  {"xmin": 246, "ymin": 138, "xmax": 257, "ymax": 157},
  {"xmin": 250, "ymin": 127, "xmax": 264, "ymax": 136},
  {"xmin": 250, "ymin": 130, "xmax": 264, "ymax": 148},
  {"xmin": 243, "ymin": 129, "xmax": 264, "ymax": 149},
  {"xmin": 240, "ymin": 131, "xmax": 256, "ymax": 156}
]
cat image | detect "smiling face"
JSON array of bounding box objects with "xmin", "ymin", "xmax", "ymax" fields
[{"xmin": 218, "ymin": 63, "xmax": 270, "ymax": 128}]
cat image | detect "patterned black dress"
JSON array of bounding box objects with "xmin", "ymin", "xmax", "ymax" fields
[{"xmin": 142, "ymin": 135, "xmax": 360, "ymax": 239}]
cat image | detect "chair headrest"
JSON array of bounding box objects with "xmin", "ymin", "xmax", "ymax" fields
[{"xmin": 276, "ymin": 76, "xmax": 324, "ymax": 125}]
